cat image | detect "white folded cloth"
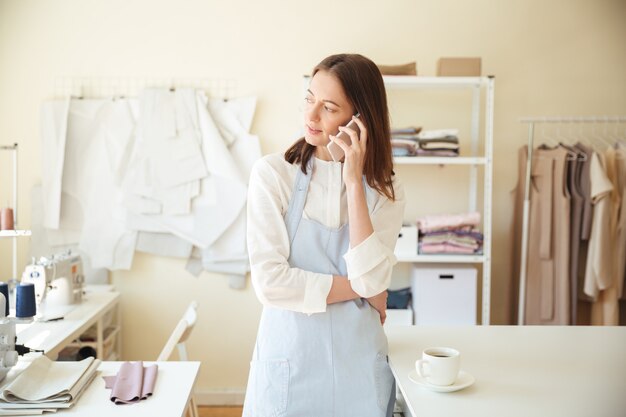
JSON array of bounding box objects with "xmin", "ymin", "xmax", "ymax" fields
[{"xmin": 0, "ymin": 356, "xmax": 100, "ymax": 405}]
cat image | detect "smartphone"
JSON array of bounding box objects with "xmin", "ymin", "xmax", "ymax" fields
[{"xmin": 327, "ymin": 113, "xmax": 361, "ymax": 162}]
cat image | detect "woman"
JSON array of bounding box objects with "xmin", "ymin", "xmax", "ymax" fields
[{"xmin": 243, "ymin": 53, "xmax": 405, "ymax": 417}]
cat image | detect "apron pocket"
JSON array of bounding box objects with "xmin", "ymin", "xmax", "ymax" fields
[
  {"xmin": 375, "ymin": 353, "xmax": 394, "ymax": 411},
  {"xmin": 251, "ymin": 359, "xmax": 290, "ymax": 417}
]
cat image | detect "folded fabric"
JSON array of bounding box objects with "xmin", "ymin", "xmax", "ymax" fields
[
  {"xmin": 420, "ymin": 137, "xmax": 460, "ymax": 151},
  {"xmin": 103, "ymin": 362, "xmax": 158, "ymax": 405},
  {"xmin": 392, "ymin": 147, "xmax": 413, "ymax": 157},
  {"xmin": 420, "ymin": 234, "xmax": 481, "ymax": 250},
  {"xmin": 422, "ymin": 229, "xmax": 484, "ymax": 242},
  {"xmin": 417, "ymin": 212, "xmax": 481, "ymax": 233},
  {"xmin": 419, "ymin": 243, "xmax": 477, "ymax": 254},
  {"xmin": 419, "ymin": 136, "xmax": 459, "ymax": 145},
  {"xmin": 414, "ymin": 149, "xmax": 459, "ymax": 157},
  {"xmin": 391, "ymin": 126, "xmax": 422, "ymax": 135},
  {"xmin": 391, "ymin": 140, "xmax": 419, "ymax": 156},
  {"xmin": 418, "ymin": 129, "xmax": 459, "ymax": 140},
  {"xmin": 0, "ymin": 356, "xmax": 100, "ymax": 405},
  {"xmin": 387, "ymin": 287, "xmax": 412, "ymax": 309}
]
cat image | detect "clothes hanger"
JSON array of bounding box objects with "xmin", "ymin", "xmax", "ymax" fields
[
  {"xmin": 566, "ymin": 118, "xmax": 587, "ymax": 162},
  {"xmin": 590, "ymin": 117, "xmax": 613, "ymax": 151},
  {"xmin": 554, "ymin": 121, "xmax": 578, "ymax": 161}
]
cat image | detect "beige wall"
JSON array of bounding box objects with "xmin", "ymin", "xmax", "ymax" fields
[{"xmin": 1, "ymin": 0, "xmax": 625, "ymax": 400}]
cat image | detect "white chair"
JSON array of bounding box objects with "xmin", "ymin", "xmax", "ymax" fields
[{"xmin": 158, "ymin": 301, "xmax": 199, "ymax": 417}]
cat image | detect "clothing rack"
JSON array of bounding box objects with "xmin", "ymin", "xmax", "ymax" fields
[{"xmin": 517, "ymin": 116, "xmax": 626, "ymax": 325}]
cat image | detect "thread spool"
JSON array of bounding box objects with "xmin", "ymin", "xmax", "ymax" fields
[
  {"xmin": 16, "ymin": 283, "xmax": 36, "ymax": 318},
  {"xmin": 0, "ymin": 208, "xmax": 14, "ymax": 230},
  {"xmin": 0, "ymin": 283, "xmax": 9, "ymax": 317}
]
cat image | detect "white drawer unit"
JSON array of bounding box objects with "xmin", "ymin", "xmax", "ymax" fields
[{"xmin": 411, "ymin": 265, "xmax": 477, "ymax": 325}]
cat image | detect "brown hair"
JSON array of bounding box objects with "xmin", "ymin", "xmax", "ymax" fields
[{"xmin": 284, "ymin": 53, "xmax": 396, "ymax": 201}]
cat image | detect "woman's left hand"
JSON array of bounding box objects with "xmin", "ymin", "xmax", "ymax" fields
[{"xmin": 330, "ymin": 115, "xmax": 367, "ymax": 187}]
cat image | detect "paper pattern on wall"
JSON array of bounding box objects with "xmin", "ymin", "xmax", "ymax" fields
[{"xmin": 37, "ymin": 89, "xmax": 261, "ymax": 286}]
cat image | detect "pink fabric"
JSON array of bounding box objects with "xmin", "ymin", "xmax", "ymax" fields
[
  {"xmin": 103, "ymin": 362, "xmax": 158, "ymax": 404},
  {"xmin": 417, "ymin": 212, "xmax": 480, "ymax": 233},
  {"xmin": 420, "ymin": 243, "xmax": 476, "ymax": 254}
]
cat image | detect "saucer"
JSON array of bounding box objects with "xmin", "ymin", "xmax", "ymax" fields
[{"xmin": 408, "ymin": 369, "xmax": 475, "ymax": 392}]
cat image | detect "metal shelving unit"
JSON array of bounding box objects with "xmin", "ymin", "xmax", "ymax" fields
[
  {"xmin": 387, "ymin": 76, "xmax": 495, "ymax": 325},
  {"xmin": 1, "ymin": 144, "xmax": 31, "ymax": 285}
]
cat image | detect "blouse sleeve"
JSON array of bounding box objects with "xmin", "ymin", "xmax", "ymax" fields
[
  {"xmin": 247, "ymin": 158, "xmax": 333, "ymax": 315},
  {"xmin": 343, "ymin": 178, "xmax": 405, "ymax": 298}
]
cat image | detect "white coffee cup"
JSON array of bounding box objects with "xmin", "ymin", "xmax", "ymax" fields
[{"xmin": 415, "ymin": 347, "xmax": 460, "ymax": 386}]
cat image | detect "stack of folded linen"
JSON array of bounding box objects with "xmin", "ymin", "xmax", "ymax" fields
[
  {"xmin": 417, "ymin": 212, "xmax": 483, "ymax": 255},
  {"xmin": 391, "ymin": 127, "xmax": 421, "ymax": 157},
  {"xmin": 391, "ymin": 128, "xmax": 460, "ymax": 157},
  {"xmin": 0, "ymin": 356, "xmax": 100, "ymax": 414},
  {"xmin": 416, "ymin": 129, "xmax": 459, "ymax": 156}
]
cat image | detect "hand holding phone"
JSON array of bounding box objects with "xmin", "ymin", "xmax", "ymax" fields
[{"xmin": 327, "ymin": 114, "xmax": 361, "ymax": 162}]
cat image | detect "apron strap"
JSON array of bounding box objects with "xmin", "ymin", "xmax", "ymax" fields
[{"xmin": 284, "ymin": 159, "xmax": 313, "ymax": 245}]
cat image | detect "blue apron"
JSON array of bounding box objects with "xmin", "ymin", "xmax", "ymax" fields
[{"xmin": 243, "ymin": 160, "xmax": 395, "ymax": 417}]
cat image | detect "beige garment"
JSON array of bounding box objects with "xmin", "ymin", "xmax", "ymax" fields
[
  {"xmin": 613, "ymin": 145, "xmax": 626, "ymax": 300},
  {"xmin": 515, "ymin": 146, "xmax": 571, "ymax": 325},
  {"xmin": 592, "ymin": 146, "xmax": 626, "ymax": 326},
  {"xmin": 583, "ymin": 151, "xmax": 617, "ymax": 325}
]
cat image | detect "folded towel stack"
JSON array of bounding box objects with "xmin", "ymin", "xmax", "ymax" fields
[
  {"xmin": 417, "ymin": 212, "xmax": 483, "ymax": 255},
  {"xmin": 392, "ymin": 128, "xmax": 460, "ymax": 157}
]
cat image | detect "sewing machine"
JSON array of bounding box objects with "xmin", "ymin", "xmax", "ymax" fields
[
  {"xmin": 0, "ymin": 305, "xmax": 19, "ymax": 382},
  {"xmin": 21, "ymin": 251, "xmax": 85, "ymax": 319},
  {"xmin": 0, "ymin": 292, "xmax": 38, "ymax": 382}
]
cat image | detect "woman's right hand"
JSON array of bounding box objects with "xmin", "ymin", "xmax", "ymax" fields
[{"xmin": 366, "ymin": 290, "xmax": 388, "ymax": 325}]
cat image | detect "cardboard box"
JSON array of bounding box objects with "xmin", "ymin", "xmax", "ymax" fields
[
  {"xmin": 377, "ymin": 62, "xmax": 417, "ymax": 76},
  {"xmin": 437, "ymin": 57, "xmax": 481, "ymax": 76}
]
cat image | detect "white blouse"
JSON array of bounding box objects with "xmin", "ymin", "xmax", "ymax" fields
[{"xmin": 246, "ymin": 152, "xmax": 405, "ymax": 314}]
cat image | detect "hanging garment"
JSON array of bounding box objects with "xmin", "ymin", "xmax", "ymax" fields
[
  {"xmin": 583, "ymin": 151, "xmax": 615, "ymax": 325},
  {"xmin": 125, "ymin": 91, "xmax": 247, "ymax": 249},
  {"xmin": 30, "ymin": 185, "xmax": 109, "ymax": 285},
  {"xmin": 575, "ymin": 143, "xmax": 595, "ymax": 239},
  {"xmin": 242, "ymin": 158, "xmax": 398, "ymax": 417},
  {"xmin": 135, "ymin": 232, "xmax": 193, "ymax": 259},
  {"xmin": 573, "ymin": 143, "xmax": 594, "ymax": 323},
  {"xmin": 198, "ymin": 130, "xmax": 262, "ymax": 278},
  {"xmin": 588, "ymin": 148, "xmax": 620, "ymax": 325},
  {"xmin": 124, "ymin": 88, "xmax": 207, "ymax": 216},
  {"xmin": 561, "ymin": 144, "xmax": 584, "ymax": 323},
  {"xmin": 40, "ymin": 98, "xmax": 70, "ymax": 230},
  {"xmin": 207, "ymin": 96, "xmax": 257, "ymax": 146},
  {"xmin": 614, "ymin": 144, "xmax": 626, "ymax": 301},
  {"xmin": 59, "ymin": 98, "xmax": 138, "ymax": 270},
  {"xmin": 513, "ymin": 146, "xmax": 571, "ymax": 325}
]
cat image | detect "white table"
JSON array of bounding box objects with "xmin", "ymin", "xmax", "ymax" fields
[
  {"xmin": 16, "ymin": 287, "xmax": 120, "ymax": 360},
  {"xmin": 3, "ymin": 360, "xmax": 200, "ymax": 417},
  {"xmin": 386, "ymin": 325, "xmax": 626, "ymax": 417}
]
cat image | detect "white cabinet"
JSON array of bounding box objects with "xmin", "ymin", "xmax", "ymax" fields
[{"xmin": 385, "ymin": 76, "xmax": 495, "ymax": 325}]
